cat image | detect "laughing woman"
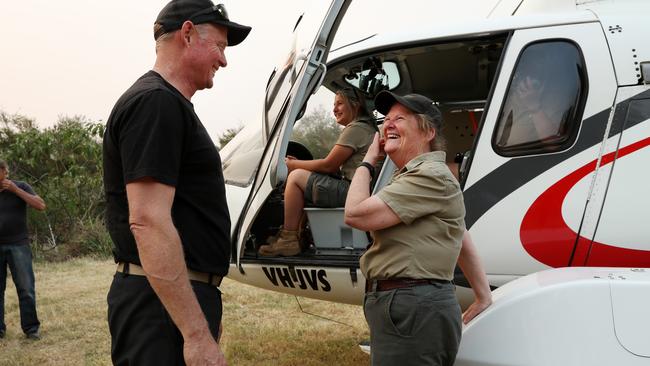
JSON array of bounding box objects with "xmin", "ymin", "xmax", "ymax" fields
[
  {"xmin": 344, "ymin": 91, "xmax": 491, "ymax": 366},
  {"xmin": 258, "ymin": 88, "xmax": 376, "ymax": 256}
]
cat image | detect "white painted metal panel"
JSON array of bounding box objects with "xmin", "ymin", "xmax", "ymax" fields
[
  {"xmin": 610, "ymin": 270, "xmax": 650, "ymax": 357},
  {"xmin": 457, "ymin": 267, "xmax": 650, "ymax": 366},
  {"xmin": 590, "ymin": 2, "xmax": 650, "ymax": 85}
]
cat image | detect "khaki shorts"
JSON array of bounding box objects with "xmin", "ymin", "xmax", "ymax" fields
[{"xmin": 305, "ymin": 172, "xmax": 350, "ymax": 207}]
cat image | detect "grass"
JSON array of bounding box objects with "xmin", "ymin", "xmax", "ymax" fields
[{"xmin": 0, "ymin": 258, "xmax": 369, "ymax": 365}]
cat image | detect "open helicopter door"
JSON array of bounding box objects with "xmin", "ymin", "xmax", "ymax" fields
[
  {"xmin": 461, "ymin": 22, "xmax": 617, "ymax": 280},
  {"xmin": 231, "ymin": 0, "xmax": 351, "ymax": 273}
]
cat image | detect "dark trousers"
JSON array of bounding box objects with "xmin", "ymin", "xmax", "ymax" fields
[
  {"xmin": 107, "ymin": 273, "xmax": 222, "ymax": 366},
  {"xmin": 0, "ymin": 244, "xmax": 40, "ymax": 334},
  {"xmin": 364, "ymin": 282, "xmax": 462, "ymax": 366}
]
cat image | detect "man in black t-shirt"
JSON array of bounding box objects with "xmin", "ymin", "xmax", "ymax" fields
[
  {"xmin": 0, "ymin": 159, "xmax": 46, "ymax": 340},
  {"xmin": 102, "ymin": 1, "xmax": 250, "ymax": 365}
]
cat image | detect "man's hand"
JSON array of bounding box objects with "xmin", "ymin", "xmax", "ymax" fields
[
  {"xmin": 0, "ymin": 179, "xmax": 17, "ymax": 193},
  {"xmin": 184, "ymin": 329, "xmax": 227, "ymax": 366}
]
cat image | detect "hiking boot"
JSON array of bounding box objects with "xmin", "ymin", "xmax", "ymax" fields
[
  {"xmin": 265, "ymin": 226, "xmax": 283, "ymax": 245},
  {"xmin": 258, "ymin": 229, "xmax": 300, "ymax": 256}
]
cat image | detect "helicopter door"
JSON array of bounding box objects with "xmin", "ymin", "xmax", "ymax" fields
[
  {"xmin": 234, "ymin": 0, "xmax": 351, "ymax": 271},
  {"xmin": 462, "ymin": 22, "xmax": 617, "ymax": 274}
]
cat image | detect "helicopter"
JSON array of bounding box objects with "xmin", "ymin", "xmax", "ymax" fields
[{"xmin": 220, "ymin": 0, "xmax": 650, "ymax": 364}]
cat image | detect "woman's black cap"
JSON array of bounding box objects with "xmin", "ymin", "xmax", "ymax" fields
[
  {"xmin": 374, "ymin": 91, "xmax": 442, "ymax": 128},
  {"xmin": 155, "ymin": 0, "xmax": 251, "ymax": 46}
]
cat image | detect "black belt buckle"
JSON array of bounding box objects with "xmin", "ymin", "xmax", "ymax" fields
[
  {"xmin": 122, "ymin": 262, "xmax": 130, "ymax": 277},
  {"xmin": 208, "ymin": 274, "xmax": 223, "ymax": 287},
  {"xmin": 365, "ymin": 280, "xmax": 378, "ymax": 293}
]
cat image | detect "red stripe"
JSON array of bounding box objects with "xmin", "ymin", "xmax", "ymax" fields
[{"xmin": 520, "ymin": 137, "xmax": 650, "ymax": 268}]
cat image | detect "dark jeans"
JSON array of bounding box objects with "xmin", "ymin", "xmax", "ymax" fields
[
  {"xmin": 364, "ymin": 282, "xmax": 462, "ymax": 366},
  {"xmin": 107, "ymin": 273, "xmax": 222, "ymax": 366},
  {"xmin": 0, "ymin": 244, "xmax": 40, "ymax": 334}
]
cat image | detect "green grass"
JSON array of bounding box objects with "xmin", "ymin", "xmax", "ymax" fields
[{"xmin": 0, "ymin": 258, "xmax": 369, "ymax": 365}]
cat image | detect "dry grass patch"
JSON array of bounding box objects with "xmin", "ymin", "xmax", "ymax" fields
[{"xmin": 1, "ymin": 258, "xmax": 369, "ymax": 365}]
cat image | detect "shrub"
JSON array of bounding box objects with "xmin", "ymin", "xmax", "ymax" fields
[{"xmin": 1, "ymin": 112, "xmax": 109, "ymax": 260}]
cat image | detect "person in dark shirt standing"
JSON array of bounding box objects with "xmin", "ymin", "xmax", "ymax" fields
[
  {"xmin": 0, "ymin": 159, "xmax": 46, "ymax": 340},
  {"xmin": 102, "ymin": 1, "xmax": 250, "ymax": 365}
]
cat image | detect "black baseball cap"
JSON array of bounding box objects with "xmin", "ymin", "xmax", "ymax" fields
[
  {"xmin": 374, "ymin": 91, "xmax": 442, "ymax": 128},
  {"xmin": 154, "ymin": 0, "xmax": 251, "ymax": 46}
]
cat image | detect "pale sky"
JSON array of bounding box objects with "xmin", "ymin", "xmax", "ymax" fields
[{"xmin": 0, "ymin": 1, "xmax": 495, "ymax": 141}]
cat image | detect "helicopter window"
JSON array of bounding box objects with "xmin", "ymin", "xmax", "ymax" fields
[
  {"xmin": 493, "ymin": 40, "xmax": 587, "ymax": 157},
  {"xmin": 221, "ymin": 125, "xmax": 265, "ymax": 187},
  {"xmin": 344, "ymin": 59, "xmax": 400, "ymax": 96}
]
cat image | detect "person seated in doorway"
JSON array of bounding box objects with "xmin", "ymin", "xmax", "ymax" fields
[{"xmin": 258, "ymin": 88, "xmax": 376, "ymax": 256}]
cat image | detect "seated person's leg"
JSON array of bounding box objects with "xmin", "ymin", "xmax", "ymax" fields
[
  {"xmin": 258, "ymin": 169, "xmax": 311, "ymax": 257},
  {"xmin": 283, "ymin": 169, "xmax": 311, "ymax": 231},
  {"xmin": 304, "ymin": 173, "xmax": 351, "ymax": 208}
]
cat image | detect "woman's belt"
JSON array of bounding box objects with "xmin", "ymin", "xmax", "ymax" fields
[{"xmin": 365, "ymin": 278, "xmax": 451, "ymax": 293}]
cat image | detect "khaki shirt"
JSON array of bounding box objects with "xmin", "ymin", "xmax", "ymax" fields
[
  {"xmin": 360, "ymin": 151, "xmax": 465, "ymax": 281},
  {"xmin": 336, "ymin": 119, "xmax": 376, "ymax": 181}
]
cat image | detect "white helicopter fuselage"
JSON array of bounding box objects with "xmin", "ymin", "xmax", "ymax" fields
[{"xmin": 220, "ymin": 0, "xmax": 650, "ymax": 363}]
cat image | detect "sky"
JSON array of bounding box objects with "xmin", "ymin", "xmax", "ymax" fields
[{"xmin": 0, "ymin": 1, "xmax": 495, "ymax": 141}]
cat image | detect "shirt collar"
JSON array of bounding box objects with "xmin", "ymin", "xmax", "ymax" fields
[{"xmin": 399, "ymin": 151, "xmax": 447, "ymax": 173}]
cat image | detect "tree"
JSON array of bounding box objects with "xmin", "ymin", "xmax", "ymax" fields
[
  {"xmin": 0, "ymin": 112, "xmax": 110, "ymax": 259},
  {"xmin": 218, "ymin": 123, "xmax": 244, "ymax": 148},
  {"xmin": 291, "ymin": 106, "xmax": 341, "ymax": 158}
]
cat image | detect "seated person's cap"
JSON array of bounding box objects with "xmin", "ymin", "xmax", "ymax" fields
[
  {"xmin": 374, "ymin": 91, "xmax": 443, "ymax": 129},
  {"xmin": 155, "ymin": 0, "xmax": 251, "ymax": 46}
]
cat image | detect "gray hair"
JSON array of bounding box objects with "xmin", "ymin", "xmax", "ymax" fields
[
  {"xmin": 414, "ymin": 113, "xmax": 446, "ymax": 152},
  {"xmin": 0, "ymin": 159, "xmax": 7, "ymax": 171},
  {"xmin": 154, "ymin": 23, "xmax": 174, "ymax": 52},
  {"xmin": 153, "ymin": 23, "xmax": 212, "ymax": 52}
]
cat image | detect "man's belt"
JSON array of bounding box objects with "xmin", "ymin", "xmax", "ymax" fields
[
  {"xmin": 365, "ymin": 278, "xmax": 451, "ymax": 293},
  {"xmin": 116, "ymin": 262, "xmax": 223, "ymax": 288}
]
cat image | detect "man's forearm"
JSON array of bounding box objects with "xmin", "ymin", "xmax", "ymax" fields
[
  {"xmin": 13, "ymin": 187, "xmax": 46, "ymax": 211},
  {"xmin": 131, "ymin": 220, "xmax": 212, "ymax": 341}
]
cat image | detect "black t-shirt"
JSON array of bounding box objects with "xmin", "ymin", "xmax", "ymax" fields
[
  {"xmin": 0, "ymin": 181, "xmax": 35, "ymax": 246},
  {"xmin": 103, "ymin": 71, "xmax": 231, "ymax": 275}
]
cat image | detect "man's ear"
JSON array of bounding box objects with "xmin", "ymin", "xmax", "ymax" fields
[{"xmin": 179, "ymin": 21, "xmax": 195, "ymax": 46}]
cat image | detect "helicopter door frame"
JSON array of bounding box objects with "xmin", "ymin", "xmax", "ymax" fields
[{"xmin": 234, "ymin": 0, "xmax": 351, "ymax": 273}]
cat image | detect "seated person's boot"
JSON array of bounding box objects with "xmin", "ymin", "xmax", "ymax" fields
[
  {"xmin": 258, "ymin": 229, "xmax": 300, "ymax": 256},
  {"xmin": 265, "ymin": 226, "xmax": 283, "ymax": 245}
]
